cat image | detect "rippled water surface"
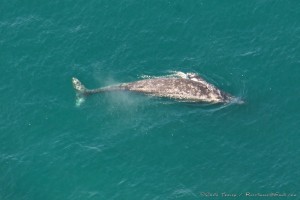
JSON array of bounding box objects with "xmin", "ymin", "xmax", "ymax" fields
[{"xmin": 1, "ymin": 1, "xmax": 300, "ymax": 199}]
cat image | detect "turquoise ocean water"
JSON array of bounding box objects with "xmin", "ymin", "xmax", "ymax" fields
[{"xmin": 1, "ymin": 1, "xmax": 300, "ymax": 199}]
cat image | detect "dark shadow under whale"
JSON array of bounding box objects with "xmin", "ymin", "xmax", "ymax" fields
[{"xmin": 72, "ymin": 72, "xmax": 244, "ymax": 105}]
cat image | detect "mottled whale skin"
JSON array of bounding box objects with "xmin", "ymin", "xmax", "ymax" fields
[{"xmin": 72, "ymin": 72, "xmax": 239, "ymax": 104}]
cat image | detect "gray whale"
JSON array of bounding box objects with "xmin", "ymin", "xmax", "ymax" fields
[{"xmin": 72, "ymin": 72, "xmax": 242, "ymax": 104}]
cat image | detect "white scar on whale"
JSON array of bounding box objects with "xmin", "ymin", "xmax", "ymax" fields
[{"xmin": 72, "ymin": 71, "xmax": 244, "ymax": 106}]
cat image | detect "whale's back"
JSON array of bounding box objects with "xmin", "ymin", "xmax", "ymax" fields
[{"xmin": 122, "ymin": 78, "xmax": 231, "ymax": 103}]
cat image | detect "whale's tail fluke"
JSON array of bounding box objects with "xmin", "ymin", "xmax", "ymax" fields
[
  {"xmin": 72, "ymin": 77, "xmax": 87, "ymax": 94},
  {"xmin": 72, "ymin": 77, "xmax": 88, "ymax": 106}
]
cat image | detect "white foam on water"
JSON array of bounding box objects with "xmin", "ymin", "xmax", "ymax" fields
[{"xmin": 139, "ymin": 71, "xmax": 191, "ymax": 80}]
